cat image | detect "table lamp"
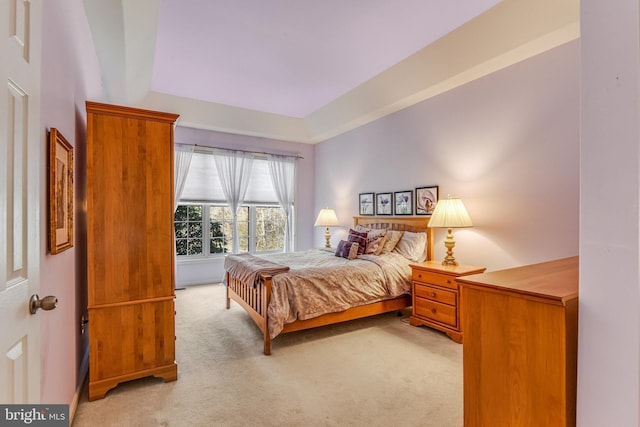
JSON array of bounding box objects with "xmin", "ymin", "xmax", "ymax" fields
[
  {"xmin": 314, "ymin": 208, "xmax": 339, "ymax": 248},
  {"xmin": 428, "ymin": 196, "xmax": 473, "ymax": 266}
]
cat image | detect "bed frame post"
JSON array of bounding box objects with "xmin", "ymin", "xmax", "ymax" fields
[
  {"xmin": 225, "ymin": 272, "xmax": 231, "ymax": 309},
  {"xmin": 263, "ymin": 275, "xmax": 273, "ymax": 355}
]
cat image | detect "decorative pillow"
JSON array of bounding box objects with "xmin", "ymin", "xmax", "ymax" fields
[
  {"xmin": 335, "ymin": 240, "xmax": 360, "ymax": 260},
  {"xmin": 381, "ymin": 230, "xmax": 404, "ymax": 254},
  {"xmin": 365, "ymin": 228, "xmax": 388, "ymax": 255},
  {"xmin": 347, "ymin": 242, "xmax": 360, "ymax": 259},
  {"xmin": 347, "ymin": 229, "xmax": 367, "ymax": 255},
  {"xmin": 394, "ymin": 231, "xmax": 428, "ymax": 262},
  {"xmin": 354, "ymin": 225, "xmax": 388, "ymax": 255}
]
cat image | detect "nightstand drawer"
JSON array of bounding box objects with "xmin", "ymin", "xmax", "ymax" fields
[
  {"xmin": 414, "ymin": 283, "xmax": 456, "ymax": 306},
  {"xmin": 414, "ymin": 297, "xmax": 457, "ymax": 327},
  {"xmin": 412, "ymin": 270, "xmax": 457, "ymax": 290}
]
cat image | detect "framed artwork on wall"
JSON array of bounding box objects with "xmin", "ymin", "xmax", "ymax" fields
[
  {"xmin": 376, "ymin": 192, "xmax": 393, "ymax": 216},
  {"xmin": 394, "ymin": 190, "xmax": 413, "ymax": 215},
  {"xmin": 48, "ymin": 128, "xmax": 74, "ymax": 254},
  {"xmin": 359, "ymin": 192, "xmax": 374, "ymax": 215},
  {"xmin": 415, "ymin": 185, "xmax": 439, "ymax": 215}
]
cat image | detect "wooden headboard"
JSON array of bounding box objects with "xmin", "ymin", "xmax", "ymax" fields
[{"xmin": 353, "ymin": 216, "xmax": 433, "ymax": 261}]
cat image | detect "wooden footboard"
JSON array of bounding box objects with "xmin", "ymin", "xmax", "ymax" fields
[{"xmin": 226, "ymin": 271, "xmax": 273, "ymax": 355}]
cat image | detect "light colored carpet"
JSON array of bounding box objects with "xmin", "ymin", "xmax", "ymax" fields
[{"xmin": 73, "ymin": 284, "xmax": 463, "ymax": 426}]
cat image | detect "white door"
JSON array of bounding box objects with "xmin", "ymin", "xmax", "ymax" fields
[{"xmin": 0, "ymin": 0, "xmax": 43, "ymax": 403}]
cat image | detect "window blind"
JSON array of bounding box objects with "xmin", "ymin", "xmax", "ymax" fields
[{"xmin": 179, "ymin": 152, "xmax": 279, "ymax": 204}]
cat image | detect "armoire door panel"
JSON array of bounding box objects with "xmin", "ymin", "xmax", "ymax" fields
[{"xmin": 88, "ymin": 299, "xmax": 176, "ymax": 380}]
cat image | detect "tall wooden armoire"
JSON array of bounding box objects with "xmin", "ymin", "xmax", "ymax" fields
[{"xmin": 86, "ymin": 102, "xmax": 179, "ymax": 401}]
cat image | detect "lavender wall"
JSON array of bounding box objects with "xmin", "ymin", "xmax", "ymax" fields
[
  {"xmin": 173, "ymin": 127, "xmax": 315, "ymax": 284},
  {"xmin": 39, "ymin": 0, "xmax": 102, "ymax": 407},
  {"xmin": 578, "ymin": 0, "xmax": 640, "ymax": 424},
  {"xmin": 314, "ymin": 40, "xmax": 580, "ymax": 272}
]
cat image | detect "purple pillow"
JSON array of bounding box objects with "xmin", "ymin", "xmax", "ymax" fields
[
  {"xmin": 347, "ymin": 229, "xmax": 367, "ymax": 255},
  {"xmin": 335, "ymin": 240, "xmax": 359, "ymax": 259}
]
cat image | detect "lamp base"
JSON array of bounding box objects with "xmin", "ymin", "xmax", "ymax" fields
[
  {"xmin": 441, "ymin": 228, "xmax": 459, "ymax": 266},
  {"xmin": 324, "ymin": 227, "xmax": 331, "ymax": 248},
  {"xmin": 441, "ymin": 258, "xmax": 459, "ymax": 267}
]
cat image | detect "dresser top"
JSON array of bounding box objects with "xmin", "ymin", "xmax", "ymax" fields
[
  {"xmin": 411, "ymin": 260, "xmax": 485, "ymax": 276},
  {"xmin": 457, "ymin": 256, "xmax": 578, "ymax": 304}
]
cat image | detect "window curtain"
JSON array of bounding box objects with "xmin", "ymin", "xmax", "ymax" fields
[
  {"xmin": 213, "ymin": 149, "xmax": 254, "ymax": 253},
  {"xmin": 173, "ymin": 145, "xmax": 194, "ymax": 287},
  {"xmin": 174, "ymin": 144, "xmax": 194, "ymax": 211},
  {"xmin": 267, "ymin": 154, "xmax": 297, "ymax": 252}
]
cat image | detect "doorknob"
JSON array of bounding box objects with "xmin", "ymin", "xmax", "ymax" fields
[{"xmin": 29, "ymin": 294, "xmax": 58, "ymax": 314}]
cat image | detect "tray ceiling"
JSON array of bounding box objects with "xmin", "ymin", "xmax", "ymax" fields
[{"xmin": 84, "ymin": 0, "xmax": 579, "ymax": 143}]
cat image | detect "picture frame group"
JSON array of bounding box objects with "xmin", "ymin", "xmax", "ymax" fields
[{"xmin": 359, "ymin": 185, "xmax": 438, "ymax": 216}]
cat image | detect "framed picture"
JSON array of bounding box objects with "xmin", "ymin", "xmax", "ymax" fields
[
  {"xmin": 359, "ymin": 192, "xmax": 374, "ymax": 215},
  {"xmin": 415, "ymin": 185, "xmax": 439, "ymax": 215},
  {"xmin": 48, "ymin": 128, "xmax": 74, "ymax": 254},
  {"xmin": 376, "ymin": 192, "xmax": 393, "ymax": 216},
  {"xmin": 394, "ymin": 190, "xmax": 413, "ymax": 215}
]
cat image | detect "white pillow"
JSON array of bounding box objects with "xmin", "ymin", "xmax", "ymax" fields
[{"xmin": 394, "ymin": 231, "xmax": 427, "ymax": 262}]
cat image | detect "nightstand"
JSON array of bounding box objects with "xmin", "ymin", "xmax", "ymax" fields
[{"xmin": 409, "ymin": 261, "xmax": 485, "ymax": 343}]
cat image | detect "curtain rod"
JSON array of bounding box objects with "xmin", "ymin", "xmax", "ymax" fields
[{"xmin": 181, "ymin": 143, "xmax": 304, "ymax": 160}]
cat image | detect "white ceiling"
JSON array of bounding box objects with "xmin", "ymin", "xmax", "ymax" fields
[{"xmin": 84, "ymin": 0, "xmax": 580, "ymax": 143}]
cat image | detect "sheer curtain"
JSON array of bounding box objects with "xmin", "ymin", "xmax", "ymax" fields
[
  {"xmin": 213, "ymin": 149, "xmax": 254, "ymax": 253},
  {"xmin": 267, "ymin": 154, "xmax": 297, "ymax": 252},
  {"xmin": 173, "ymin": 145, "xmax": 194, "ymax": 288},
  {"xmin": 174, "ymin": 144, "xmax": 194, "ymax": 211}
]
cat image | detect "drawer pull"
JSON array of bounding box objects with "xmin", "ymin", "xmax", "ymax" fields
[
  {"xmin": 431, "ymin": 292, "xmax": 437, "ymax": 298},
  {"xmin": 418, "ymin": 274, "xmax": 422, "ymax": 279},
  {"xmin": 447, "ymin": 280, "xmax": 452, "ymax": 284},
  {"xmin": 431, "ymin": 308, "xmax": 437, "ymax": 314}
]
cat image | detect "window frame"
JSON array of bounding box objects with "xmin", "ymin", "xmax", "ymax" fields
[
  {"xmin": 175, "ymin": 202, "xmax": 288, "ymax": 259},
  {"xmin": 174, "ymin": 204, "xmax": 205, "ymax": 257}
]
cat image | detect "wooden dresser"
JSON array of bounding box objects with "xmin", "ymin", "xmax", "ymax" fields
[
  {"xmin": 458, "ymin": 256, "xmax": 578, "ymax": 427},
  {"xmin": 86, "ymin": 102, "xmax": 179, "ymax": 400},
  {"xmin": 409, "ymin": 261, "xmax": 485, "ymax": 343}
]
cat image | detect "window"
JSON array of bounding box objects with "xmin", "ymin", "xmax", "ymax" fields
[
  {"xmin": 208, "ymin": 206, "xmax": 232, "ymax": 254},
  {"xmin": 175, "ymin": 204, "xmax": 287, "ymax": 257},
  {"xmin": 255, "ymin": 206, "xmax": 286, "ymax": 251},
  {"xmin": 209, "ymin": 205, "xmax": 248, "ymax": 253},
  {"xmin": 174, "ymin": 205, "xmax": 203, "ymax": 256},
  {"xmin": 175, "ymin": 149, "xmax": 296, "ymax": 257}
]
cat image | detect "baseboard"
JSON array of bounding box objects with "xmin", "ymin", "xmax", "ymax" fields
[
  {"xmin": 175, "ymin": 280, "xmax": 224, "ymax": 287},
  {"xmin": 70, "ymin": 345, "xmax": 89, "ymax": 424}
]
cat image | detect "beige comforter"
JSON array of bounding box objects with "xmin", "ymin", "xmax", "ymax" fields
[{"xmin": 258, "ymin": 249, "xmax": 412, "ymax": 339}]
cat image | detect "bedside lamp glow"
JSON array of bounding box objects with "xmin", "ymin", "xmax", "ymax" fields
[
  {"xmin": 428, "ymin": 196, "xmax": 473, "ymax": 266},
  {"xmin": 314, "ymin": 208, "xmax": 339, "ymax": 248}
]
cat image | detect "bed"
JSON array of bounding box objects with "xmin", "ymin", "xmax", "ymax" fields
[{"xmin": 225, "ymin": 216, "xmax": 433, "ymax": 354}]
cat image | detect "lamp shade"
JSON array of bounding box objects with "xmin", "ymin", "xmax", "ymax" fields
[
  {"xmin": 428, "ymin": 197, "xmax": 473, "ymax": 228},
  {"xmin": 314, "ymin": 208, "xmax": 339, "ymax": 227}
]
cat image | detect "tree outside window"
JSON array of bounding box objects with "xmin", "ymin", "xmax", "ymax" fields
[
  {"xmin": 255, "ymin": 207, "xmax": 285, "ymax": 251},
  {"xmin": 174, "ymin": 205, "xmax": 203, "ymax": 256},
  {"xmin": 175, "ymin": 204, "xmax": 285, "ymax": 257}
]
